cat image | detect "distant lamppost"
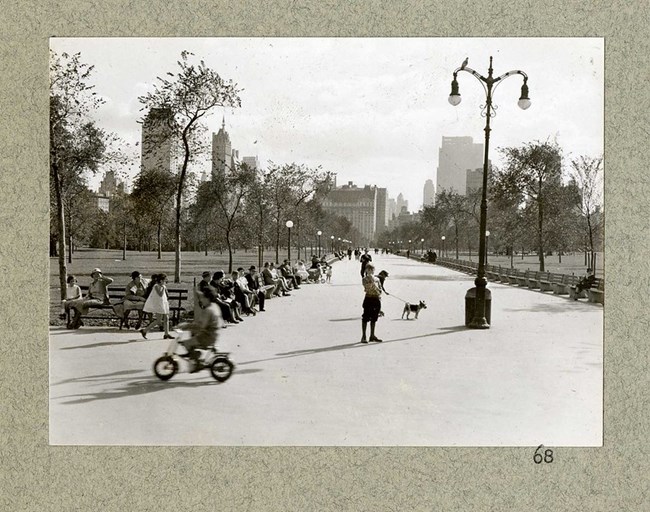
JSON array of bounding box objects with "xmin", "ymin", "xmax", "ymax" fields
[
  {"xmin": 330, "ymin": 235, "xmax": 334, "ymax": 253},
  {"xmin": 338, "ymin": 237, "xmax": 341, "ymax": 251},
  {"xmin": 485, "ymin": 230, "xmax": 491, "ymax": 265},
  {"xmin": 448, "ymin": 55, "xmax": 530, "ymax": 328},
  {"xmin": 286, "ymin": 220, "xmax": 293, "ymax": 261},
  {"xmin": 441, "ymin": 236, "xmax": 446, "ymax": 257},
  {"xmin": 317, "ymin": 230, "xmax": 322, "ymax": 257},
  {"xmin": 421, "ymin": 238, "xmax": 425, "ymax": 254}
]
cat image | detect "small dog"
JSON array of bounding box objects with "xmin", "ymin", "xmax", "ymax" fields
[{"xmin": 402, "ymin": 300, "xmax": 427, "ymax": 320}]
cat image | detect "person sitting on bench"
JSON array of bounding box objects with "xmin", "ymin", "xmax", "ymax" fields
[
  {"xmin": 68, "ymin": 268, "xmax": 113, "ymax": 329},
  {"xmin": 574, "ymin": 268, "xmax": 596, "ymax": 300}
]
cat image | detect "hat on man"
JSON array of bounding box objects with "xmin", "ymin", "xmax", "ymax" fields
[
  {"xmin": 237, "ymin": 267, "xmax": 244, "ymax": 272},
  {"xmin": 202, "ymin": 271, "xmax": 210, "ymax": 278},
  {"xmin": 91, "ymin": 268, "xmax": 102, "ymax": 275},
  {"xmin": 378, "ymin": 270, "xmax": 389, "ymax": 278},
  {"xmin": 249, "ymin": 266, "xmax": 256, "ymax": 271}
]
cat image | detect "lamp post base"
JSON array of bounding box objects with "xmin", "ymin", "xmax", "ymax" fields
[{"xmin": 464, "ymin": 286, "xmax": 492, "ymax": 329}]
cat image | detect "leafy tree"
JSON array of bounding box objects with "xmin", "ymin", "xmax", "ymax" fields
[
  {"xmin": 569, "ymin": 155, "xmax": 603, "ymax": 269},
  {"xmin": 130, "ymin": 167, "xmax": 177, "ymax": 259},
  {"xmin": 198, "ymin": 162, "xmax": 257, "ymax": 272},
  {"xmin": 50, "ymin": 51, "xmax": 109, "ymax": 299},
  {"xmin": 497, "ymin": 140, "xmax": 563, "ymax": 271},
  {"xmin": 264, "ymin": 162, "xmax": 334, "ymax": 262},
  {"xmin": 138, "ymin": 51, "xmax": 242, "ymax": 282}
]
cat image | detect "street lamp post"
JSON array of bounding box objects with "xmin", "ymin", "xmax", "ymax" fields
[
  {"xmin": 449, "ymin": 56, "xmax": 530, "ymax": 329},
  {"xmin": 421, "ymin": 238, "xmax": 425, "ymax": 254},
  {"xmin": 286, "ymin": 220, "xmax": 293, "ymax": 261},
  {"xmin": 485, "ymin": 230, "xmax": 490, "ymax": 266},
  {"xmin": 317, "ymin": 230, "xmax": 322, "ymax": 257},
  {"xmin": 441, "ymin": 236, "xmax": 446, "ymax": 258},
  {"xmin": 330, "ymin": 235, "xmax": 334, "ymax": 253}
]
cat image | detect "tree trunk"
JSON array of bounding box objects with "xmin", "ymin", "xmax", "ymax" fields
[
  {"xmin": 52, "ymin": 162, "xmax": 68, "ymax": 301},
  {"xmin": 174, "ymin": 127, "xmax": 192, "ymax": 283},
  {"xmin": 226, "ymin": 230, "xmax": 233, "ymax": 274},
  {"xmin": 537, "ymin": 180, "xmax": 545, "ymax": 271},
  {"xmin": 157, "ymin": 219, "xmax": 162, "ymax": 260}
]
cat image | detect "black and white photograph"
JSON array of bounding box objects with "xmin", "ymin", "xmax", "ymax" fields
[{"xmin": 49, "ymin": 37, "xmax": 604, "ymax": 446}]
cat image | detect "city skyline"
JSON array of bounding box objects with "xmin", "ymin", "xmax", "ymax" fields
[{"xmin": 50, "ymin": 37, "xmax": 604, "ymax": 210}]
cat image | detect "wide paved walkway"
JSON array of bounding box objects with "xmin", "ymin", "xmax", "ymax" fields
[{"xmin": 49, "ymin": 254, "xmax": 602, "ymax": 446}]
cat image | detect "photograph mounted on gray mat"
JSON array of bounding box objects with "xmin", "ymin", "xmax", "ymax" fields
[{"xmin": 49, "ymin": 36, "xmax": 603, "ymax": 447}]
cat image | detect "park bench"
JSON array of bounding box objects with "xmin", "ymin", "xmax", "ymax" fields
[
  {"xmin": 570, "ymin": 277, "xmax": 603, "ymax": 302},
  {"xmin": 524, "ymin": 271, "xmax": 542, "ymax": 289},
  {"xmin": 485, "ymin": 265, "xmax": 500, "ymax": 282},
  {"xmin": 257, "ymin": 276, "xmax": 279, "ymax": 299},
  {"xmin": 538, "ymin": 272, "xmax": 562, "ymax": 292},
  {"xmin": 507, "ymin": 269, "xmax": 522, "ymax": 286},
  {"xmin": 65, "ymin": 285, "xmax": 188, "ymax": 328},
  {"xmin": 497, "ymin": 267, "xmax": 514, "ymax": 283},
  {"xmin": 552, "ymin": 274, "xmax": 576, "ymax": 295},
  {"xmin": 587, "ymin": 278, "xmax": 605, "ymax": 304},
  {"xmin": 517, "ymin": 270, "xmax": 533, "ymax": 287}
]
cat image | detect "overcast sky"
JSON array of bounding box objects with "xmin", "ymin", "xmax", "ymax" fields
[{"xmin": 50, "ymin": 37, "xmax": 603, "ymax": 210}]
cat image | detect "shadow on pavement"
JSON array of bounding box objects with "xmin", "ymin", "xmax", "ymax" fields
[
  {"xmin": 238, "ymin": 325, "xmax": 467, "ymax": 366},
  {"xmin": 56, "ymin": 378, "xmax": 223, "ymax": 404},
  {"xmin": 391, "ymin": 274, "xmax": 471, "ymax": 281},
  {"xmin": 504, "ymin": 301, "xmax": 601, "ymax": 314},
  {"xmin": 329, "ymin": 317, "xmax": 360, "ymax": 322},
  {"xmin": 52, "ymin": 369, "xmax": 145, "ymax": 386},
  {"xmin": 58, "ymin": 338, "xmax": 147, "ymax": 350},
  {"xmin": 50, "ymin": 327, "xmax": 122, "ymax": 336}
]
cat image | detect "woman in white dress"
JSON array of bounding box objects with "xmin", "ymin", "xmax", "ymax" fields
[{"xmin": 140, "ymin": 273, "xmax": 173, "ymax": 339}]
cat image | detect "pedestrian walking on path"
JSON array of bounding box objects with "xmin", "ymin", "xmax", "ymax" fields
[
  {"xmin": 140, "ymin": 273, "xmax": 173, "ymax": 340},
  {"xmin": 360, "ymin": 263, "xmax": 383, "ymax": 343},
  {"xmin": 360, "ymin": 249, "xmax": 372, "ymax": 278}
]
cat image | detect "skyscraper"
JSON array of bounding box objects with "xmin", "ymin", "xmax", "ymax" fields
[
  {"xmin": 436, "ymin": 136, "xmax": 484, "ymax": 195},
  {"xmin": 423, "ymin": 179, "xmax": 435, "ymax": 206},
  {"xmin": 322, "ymin": 182, "xmax": 378, "ymax": 244},
  {"xmin": 212, "ymin": 117, "xmax": 233, "ymax": 177},
  {"xmin": 242, "ymin": 156, "xmax": 259, "ymax": 170},
  {"xmin": 375, "ymin": 187, "xmax": 387, "ymax": 235},
  {"xmin": 141, "ymin": 107, "xmax": 174, "ymax": 174}
]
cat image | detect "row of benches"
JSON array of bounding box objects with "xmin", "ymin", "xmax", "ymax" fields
[
  {"xmin": 63, "ymin": 260, "xmax": 338, "ymax": 328},
  {"xmin": 435, "ymin": 258, "xmax": 604, "ymax": 305}
]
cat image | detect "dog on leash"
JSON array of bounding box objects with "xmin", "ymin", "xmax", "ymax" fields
[{"xmin": 402, "ymin": 300, "xmax": 427, "ymax": 319}]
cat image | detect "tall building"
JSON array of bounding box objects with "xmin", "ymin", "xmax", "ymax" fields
[
  {"xmin": 387, "ymin": 197, "xmax": 397, "ymax": 226},
  {"xmin": 396, "ymin": 193, "xmax": 408, "ymax": 214},
  {"xmin": 375, "ymin": 187, "xmax": 388, "ymax": 235},
  {"xmin": 465, "ymin": 168, "xmax": 483, "ymax": 194},
  {"xmin": 98, "ymin": 170, "xmax": 124, "ymax": 197},
  {"xmin": 141, "ymin": 107, "xmax": 174, "ymax": 174},
  {"xmin": 242, "ymin": 156, "xmax": 259, "ymax": 170},
  {"xmin": 322, "ymin": 181, "xmax": 378, "ymax": 244},
  {"xmin": 423, "ymin": 179, "xmax": 435, "ymax": 206},
  {"xmin": 436, "ymin": 136, "xmax": 484, "ymax": 195},
  {"xmin": 211, "ymin": 117, "xmax": 234, "ymax": 177},
  {"xmin": 95, "ymin": 170, "xmax": 124, "ymax": 213}
]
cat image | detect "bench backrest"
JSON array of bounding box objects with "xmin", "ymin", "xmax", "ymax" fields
[{"xmin": 78, "ymin": 285, "xmax": 188, "ymax": 302}]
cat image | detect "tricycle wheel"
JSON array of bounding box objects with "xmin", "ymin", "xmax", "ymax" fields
[
  {"xmin": 210, "ymin": 357, "xmax": 234, "ymax": 382},
  {"xmin": 153, "ymin": 356, "xmax": 178, "ymax": 381}
]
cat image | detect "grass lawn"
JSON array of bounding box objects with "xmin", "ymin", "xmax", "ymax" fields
[
  {"xmin": 49, "ymin": 247, "xmax": 311, "ymax": 325},
  {"xmin": 413, "ymin": 250, "xmax": 603, "ymax": 277}
]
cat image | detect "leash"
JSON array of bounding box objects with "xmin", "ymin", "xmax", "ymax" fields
[{"xmin": 386, "ymin": 292, "xmax": 408, "ymax": 304}]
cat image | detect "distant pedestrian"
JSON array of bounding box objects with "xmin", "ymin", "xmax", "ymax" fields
[
  {"xmin": 325, "ymin": 264, "xmax": 332, "ymax": 283},
  {"xmin": 360, "ymin": 250, "xmax": 372, "ymax": 278},
  {"xmin": 360, "ymin": 263, "xmax": 383, "ymax": 343}
]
